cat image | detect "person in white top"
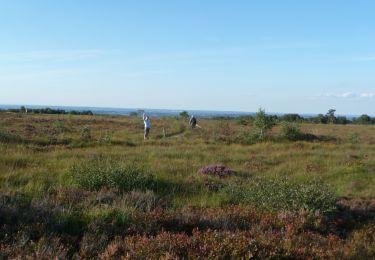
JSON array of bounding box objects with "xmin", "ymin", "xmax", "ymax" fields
[{"xmin": 143, "ymin": 113, "xmax": 151, "ymax": 139}]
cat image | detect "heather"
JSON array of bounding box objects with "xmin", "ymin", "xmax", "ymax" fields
[
  {"xmin": 0, "ymin": 112, "xmax": 374, "ymax": 258},
  {"xmin": 198, "ymin": 164, "xmax": 235, "ymax": 177}
]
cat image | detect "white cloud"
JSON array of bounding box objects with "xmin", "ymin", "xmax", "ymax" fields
[
  {"xmin": 360, "ymin": 93, "xmax": 375, "ymax": 98},
  {"xmin": 320, "ymin": 92, "xmax": 356, "ymax": 98},
  {"xmin": 318, "ymin": 92, "xmax": 375, "ymax": 99},
  {"xmin": 340, "ymin": 92, "xmax": 356, "ymax": 98}
]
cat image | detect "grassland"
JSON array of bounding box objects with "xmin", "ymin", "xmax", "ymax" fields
[{"xmin": 1, "ymin": 112, "xmax": 374, "ymax": 258}]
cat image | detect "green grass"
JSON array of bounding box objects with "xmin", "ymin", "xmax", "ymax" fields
[{"xmin": 1, "ymin": 113, "xmax": 375, "ymax": 200}]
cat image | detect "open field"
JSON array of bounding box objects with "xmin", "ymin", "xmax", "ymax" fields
[{"xmin": 1, "ymin": 112, "xmax": 375, "ymax": 258}]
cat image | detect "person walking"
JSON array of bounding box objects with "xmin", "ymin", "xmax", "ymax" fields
[
  {"xmin": 143, "ymin": 113, "xmax": 151, "ymax": 139},
  {"xmin": 189, "ymin": 115, "xmax": 197, "ymax": 129}
]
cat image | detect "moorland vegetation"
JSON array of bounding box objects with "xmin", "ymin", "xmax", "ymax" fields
[{"xmin": 0, "ymin": 109, "xmax": 374, "ymax": 258}]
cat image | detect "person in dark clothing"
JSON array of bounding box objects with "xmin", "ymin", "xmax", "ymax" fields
[{"xmin": 189, "ymin": 115, "xmax": 197, "ymax": 129}]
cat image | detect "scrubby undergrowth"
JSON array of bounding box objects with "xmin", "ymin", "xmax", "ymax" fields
[{"xmin": 1, "ymin": 191, "xmax": 375, "ymax": 259}]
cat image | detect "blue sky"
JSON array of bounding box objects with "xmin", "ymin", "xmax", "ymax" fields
[{"xmin": 0, "ymin": 1, "xmax": 374, "ymax": 115}]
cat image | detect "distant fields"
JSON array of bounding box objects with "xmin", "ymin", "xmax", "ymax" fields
[{"xmin": 1, "ymin": 112, "xmax": 375, "ymax": 258}]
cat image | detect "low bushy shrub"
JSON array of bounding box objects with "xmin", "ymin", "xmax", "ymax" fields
[
  {"xmin": 348, "ymin": 132, "xmax": 361, "ymax": 144},
  {"xmin": 223, "ymin": 177, "xmax": 337, "ymax": 214},
  {"xmin": 70, "ymin": 159, "xmax": 156, "ymax": 192},
  {"xmin": 236, "ymin": 131, "xmax": 260, "ymax": 144},
  {"xmin": 280, "ymin": 122, "xmax": 304, "ymax": 141},
  {"xmin": 0, "ymin": 129, "xmax": 23, "ymax": 144},
  {"xmin": 279, "ymin": 122, "xmax": 319, "ymax": 142},
  {"xmin": 97, "ymin": 131, "xmax": 113, "ymax": 145},
  {"xmin": 80, "ymin": 126, "xmax": 92, "ymax": 141}
]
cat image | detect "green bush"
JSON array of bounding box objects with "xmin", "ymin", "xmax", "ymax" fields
[
  {"xmin": 70, "ymin": 159, "xmax": 156, "ymax": 192},
  {"xmin": 97, "ymin": 131, "xmax": 113, "ymax": 145},
  {"xmin": 253, "ymin": 108, "xmax": 275, "ymax": 140},
  {"xmin": 280, "ymin": 122, "xmax": 318, "ymax": 142},
  {"xmin": 236, "ymin": 131, "xmax": 260, "ymax": 144},
  {"xmin": 348, "ymin": 132, "xmax": 361, "ymax": 144},
  {"xmin": 0, "ymin": 130, "xmax": 23, "ymax": 144},
  {"xmin": 280, "ymin": 122, "xmax": 304, "ymax": 141},
  {"xmin": 80, "ymin": 126, "xmax": 92, "ymax": 141},
  {"xmin": 223, "ymin": 177, "xmax": 337, "ymax": 214},
  {"xmin": 179, "ymin": 111, "xmax": 189, "ymax": 118}
]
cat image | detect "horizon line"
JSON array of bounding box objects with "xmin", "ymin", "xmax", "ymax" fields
[{"xmin": 0, "ymin": 103, "xmax": 373, "ymax": 117}]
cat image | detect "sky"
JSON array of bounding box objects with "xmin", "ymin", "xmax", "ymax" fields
[{"xmin": 0, "ymin": 1, "xmax": 374, "ymax": 115}]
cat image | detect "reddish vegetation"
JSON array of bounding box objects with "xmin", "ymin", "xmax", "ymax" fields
[
  {"xmin": 1, "ymin": 192, "xmax": 375, "ymax": 258},
  {"xmin": 101, "ymin": 206, "xmax": 375, "ymax": 259},
  {"xmin": 198, "ymin": 165, "xmax": 236, "ymax": 178}
]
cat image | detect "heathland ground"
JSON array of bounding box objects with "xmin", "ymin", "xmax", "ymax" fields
[{"xmin": 0, "ymin": 112, "xmax": 374, "ymax": 258}]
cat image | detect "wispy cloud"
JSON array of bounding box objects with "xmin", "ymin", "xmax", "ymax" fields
[
  {"xmin": 320, "ymin": 92, "xmax": 356, "ymax": 98},
  {"xmin": 360, "ymin": 93, "xmax": 375, "ymax": 98},
  {"xmin": 318, "ymin": 92, "xmax": 375, "ymax": 99}
]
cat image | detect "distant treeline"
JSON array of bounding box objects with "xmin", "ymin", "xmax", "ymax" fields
[
  {"xmin": 237, "ymin": 111, "xmax": 375, "ymax": 125},
  {"xmin": 0, "ymin": 106, "xmax": 93, "ymax": 115}
]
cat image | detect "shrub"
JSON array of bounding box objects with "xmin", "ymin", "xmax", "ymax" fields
[
  {"xmin": 223, "ymin": 177, "xmax": 337, "ymax": 214},
  {"xmin": 253, "ymin": 108, "xmax": 275, "ymax": 140},
  {"xmin": 236, "ymin": 131, "xmax": 260, "ymax": 144},
  {"xmin": 80, "ymin": 126, "xmax": 92, "ymax": 141},
  {"xmin": 280, "ymin": 122, "xmax": 319, "ymax": 142},
  {"xmin": 0, "ymin": 129, "xmax": 23, "ymax": 144},
  {"xmin": 237, "ymin": 116, "xmax": 254, "ymax": 126},
  {"xmin": 280, "ymin": 122, "xmax": 304, "ymax": 141},
  {"xmin": 97, "ymin": 131, "xmax": 113, "ymax": 145},
  {"xmin": 280, "ymin": 113, "xmax": 304, "ymax": 122},
  {"xmin": 70, "ymin": 159, "xmax": 156, "ymax": 192},
  {"xmin": 198, "ymin": 165, "xmax": 235, "ymax": 178},
  {"xmin": 348, "ymin": 132, "xmax": 361, "ymax": 144},
  {"xmin": 179, "ymin": 111, "xmax": 189, "ymax": 118}
]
